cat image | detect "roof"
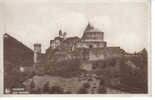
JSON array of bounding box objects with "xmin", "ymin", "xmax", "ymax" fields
[
  {"xmin": 85, "ymin": 28, "xmax": 102, "ymax": 33},
  {"xmin": 4, "ymin": 33, "xmax": 33, "ymax": 51},
  {"xmin": 63, "ymin": 36, "xmax": 80, "ymax": 43},
  {"xmin": 82, "ymin": 23, "xmax": 104, "ymax": 40},
  {"xmin": 84, "ymin": 23, "xmax": 103, "ymax": 33},
  {"xmin": 4, "ymin": 33, "xmax": 34, "ymax": 66},
  {"xmin": 55, "ymin": 36, "xmax": 64, "ymax": 41}
]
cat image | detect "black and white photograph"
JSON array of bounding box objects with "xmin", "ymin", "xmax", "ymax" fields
[{"xmin": 0, "ymin": 0, "xmax": 151, "ymax": 95}]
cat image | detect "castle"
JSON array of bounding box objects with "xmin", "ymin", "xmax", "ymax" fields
[
  {"xmin": 3, "ymin": 23, "xmax": 148, "ymax": 94},
  {"xmin": 33, "ymin": 23, "xmax": 122, "ymax": 67},
  {"xmin": 31, "ymin": 23, "xmax": 123, "ymax": 91}
]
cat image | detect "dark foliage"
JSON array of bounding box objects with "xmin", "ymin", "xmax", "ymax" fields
[
  {"xmin": 36, "ymin": 59, "xmax": 86, "ymax": 78},
  {"xmin": 78, "ymin": 83, "xmax": 90, "ymax": 94},
  {"xmin": 49, "ymin": 86, "xmax": 64, "ymax": 94},
  {"xmin": 119, "ymin": 49, "xmax": 148, "ymax": 93},
  {"xmin": 43, "ymin": 81, "xmax": 50, "ymax": 93}
]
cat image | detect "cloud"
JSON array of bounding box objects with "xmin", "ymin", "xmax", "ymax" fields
[
  {"xmin": 50, "ymin": 12, "xmax": 88, "ymax": 37},
  {"xmin": 3, "ymin": 0, "xmax": 148, "ymax": 53}
]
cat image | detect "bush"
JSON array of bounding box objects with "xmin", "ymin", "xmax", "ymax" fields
[
  {"xmin": 78, "ymin": 83, "xmax": 90, "ymax": 94},
  {"xmin": 119, "ymin": 53, "xmax": 148, "ymax": 93},
  {"xmin": 44, "ymin": 59, "xmax": 85, "ymax": 78}
]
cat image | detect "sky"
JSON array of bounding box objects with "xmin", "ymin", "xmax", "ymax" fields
[{"xmin": 0, "ymin": 0, "xmax": 150, "ymax": 53}]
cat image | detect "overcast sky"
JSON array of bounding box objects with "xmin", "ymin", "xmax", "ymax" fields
[{"xmin": 0, "ymin": 0, "xmax": 150, "ymax": 53}]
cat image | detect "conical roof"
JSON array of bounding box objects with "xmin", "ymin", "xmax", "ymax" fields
[{"xmin": 84, "ymin": 23, "xmax": 102, "ymax": 33}]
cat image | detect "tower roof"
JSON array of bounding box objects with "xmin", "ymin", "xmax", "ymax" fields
[
  {"xmin": 84, "ymin": 23, "xmax": 102, "ymax": 33},
  {"xmin": 82, "ymin": 23, "xmax": 104, "ymax": 41}
]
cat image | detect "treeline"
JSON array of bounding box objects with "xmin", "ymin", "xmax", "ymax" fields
[
  {"xmin": 34, "ymin": 59, "xmax": 86, "ymax": 78},
  {"xmin": 119, "ymin": 49, "xmax": 148, "ymax": 93}
]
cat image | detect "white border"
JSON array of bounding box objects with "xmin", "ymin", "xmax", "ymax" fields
[{"xmin": 0, "ymin": 0, "xmax": 152, "ymax": 98}]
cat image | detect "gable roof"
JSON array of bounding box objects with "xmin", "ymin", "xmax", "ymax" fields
[{"xmin": 84, "ymin": 23, "xmax": 102, "ymax": 33}]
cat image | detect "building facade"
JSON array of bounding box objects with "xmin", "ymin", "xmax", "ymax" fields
[
  {"xmin": 3, "ymin": 33, "xmax": 34, "ymax": 92},
  {"xmin": 77, "ymin": 23, "xmax": 107, "ymax": 49},
  {"xmin": 44, "ymin": 23, "xmax": 121, "ymax": 64}
]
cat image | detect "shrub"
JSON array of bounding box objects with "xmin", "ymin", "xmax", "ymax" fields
[
  {"xmin": 44, "ymin": 59, "xmax": 85, "ymax": 78},
  {"xmin": 49, "ymin": 86, "xmax": 64, "ymax": 94}
]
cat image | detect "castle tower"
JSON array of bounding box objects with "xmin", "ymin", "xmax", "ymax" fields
[
  {"xmin": 33, "ymin": 43, "xmax": 41, "ymax": 63},
  {"xmin": 59, "ymin": 29, "xmax": 63, "ymax": 38},
  {"xmin": 84, "ymin": 22, "xmax": 94, "ymax": 33},
  {"xmin": 79, "ymin": 23, "xmax": 106, "ymax": 48},
  {"xmin": 82, "ymin": 23, "xmax": 104, "ymax": 41}
]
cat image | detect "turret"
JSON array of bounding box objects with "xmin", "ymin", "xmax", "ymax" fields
[
  {"xmin": 59, "ymin": 29, "xmax": 63, "ymax": 38},
  {"xmin": 33, "ymin": 43, "xmax": 41, "ymax": 63}
]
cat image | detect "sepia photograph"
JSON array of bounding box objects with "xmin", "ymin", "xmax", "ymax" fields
[{"xmin": 0, "ymin": 0, "xmax": 151, "ymax": 95}]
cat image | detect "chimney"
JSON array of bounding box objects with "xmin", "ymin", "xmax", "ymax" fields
[{"xmin": 33, "ymin": 43, "xmax": 41, "ymax": 63}]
